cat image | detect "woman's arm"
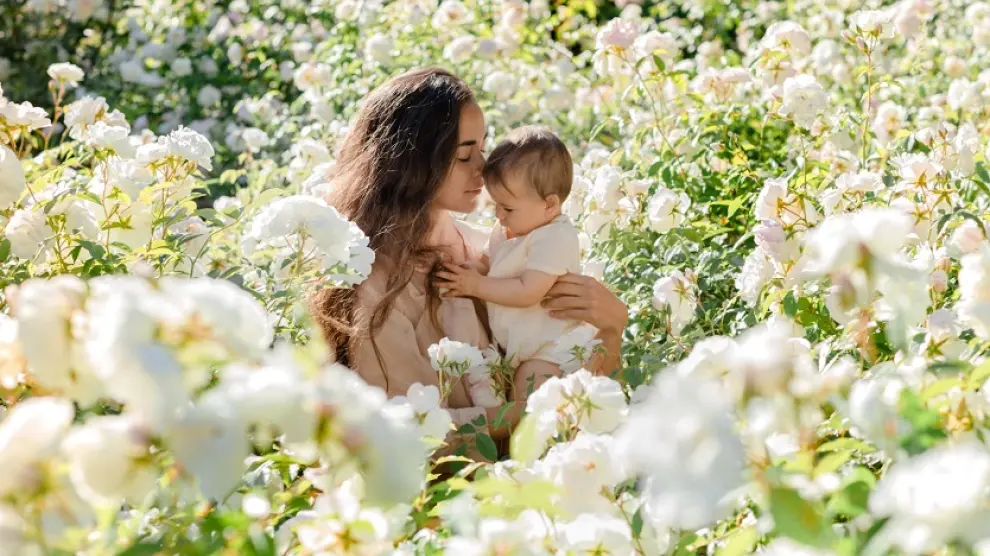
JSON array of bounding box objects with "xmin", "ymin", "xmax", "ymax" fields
[
  {"xmin": 541, "ymin": 273, "xmax": 628, "ymax": 377},
  {"xmin": 438, "ymin": 264, "xmax": 556, "ymax": 308}
]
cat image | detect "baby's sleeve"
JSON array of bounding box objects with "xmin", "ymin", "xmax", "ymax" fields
[{"xmin": 525, "ymin": 221, "xmax": 581, "ymax": 276}]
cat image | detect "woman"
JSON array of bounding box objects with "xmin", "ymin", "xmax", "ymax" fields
[{"xmin": 311, "ymin": 67, "xmax": 627, "ymax": 443}]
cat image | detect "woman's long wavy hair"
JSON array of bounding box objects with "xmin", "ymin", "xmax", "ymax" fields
[{"xmin": 310, "ymin": 67, "xmax": 475, "ymax": 370}]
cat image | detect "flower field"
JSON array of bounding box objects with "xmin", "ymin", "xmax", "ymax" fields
[{"xmin": 3, "ymin": 0, "xmax": 990, "ymax": 553}]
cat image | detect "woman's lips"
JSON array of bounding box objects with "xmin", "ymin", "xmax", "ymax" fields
[{"xmin": 466, "ymin": 188, "xmax": 483, "ymax": 195}]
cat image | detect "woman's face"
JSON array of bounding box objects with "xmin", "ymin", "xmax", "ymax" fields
[{"xmin": 435, "ymin": 102, "xmax": 487, "ymax": 214}]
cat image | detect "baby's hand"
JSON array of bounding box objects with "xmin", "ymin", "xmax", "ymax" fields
[{"xmin": 437, "ymin": 263, "xmax": 483, "ymax": 298}]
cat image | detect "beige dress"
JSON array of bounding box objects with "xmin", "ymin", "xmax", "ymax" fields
[{"xmin": 348, "ymin": 220, "xmax": 492, "ymax": 428}]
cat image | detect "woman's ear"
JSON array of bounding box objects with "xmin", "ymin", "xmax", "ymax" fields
[{"xmin": 544, "ymin": 193, "xmax": 561, "ymax": 214}]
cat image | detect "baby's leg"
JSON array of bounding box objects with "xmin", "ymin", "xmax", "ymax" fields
[{"xmin": 513, "ymin": 359, "xmax": 564, "ymax": 402}]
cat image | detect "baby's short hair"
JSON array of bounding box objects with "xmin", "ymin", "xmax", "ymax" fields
[{"xmin": 482, "ymin": 126, "xmax": 573, "ymax": 201}]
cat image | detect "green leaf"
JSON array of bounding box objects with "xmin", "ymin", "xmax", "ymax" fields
[
  {"xmin": 475, "ymin": 433, "xmax": 498, "ymax": 461},
  {"xmin": 510, "ymin": 414, "xmax": 543, "ymax": 464},
  {"xmin": 630, "ymin": 507, "xmax": 644, "ymax": 538},
  {"xmin": 115, "ymin": 542, "xmax": 165, "ymax": 556},
  {"xmin": 814, "ymin": 450, "xmax": 853, "ymax": 476},
  {"xmin": 717, "ymin": 527, "xmax": 759, "ymax": 556},
  {"xmin": 652, "ymin": 54, "xmax": 666, "ymax": 73},
  {"xmin": 0, "ymin": 239, "xmax": 9, "ymax": 262},
  {"xmin": 769, "ymin": 486, "xmax": 836, "ymax": 548},
  {"xmin": 493, "ymin": 402, "xmax": 514, "ymax": 428},
  {"xmin": 827, "ymin": 467, "xmax": 876, "ymax": 519},
  {"xmin": 782, "ymin": 291, "xmax": 798, "ymax": 317},
  {"xmin": 816, "ymin": 437, "xmax": 873, "ymax": 454}
]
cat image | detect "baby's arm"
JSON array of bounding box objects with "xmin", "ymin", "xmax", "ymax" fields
[{"xmin": 438, "ymin": 265, "xmax": 556, "ymax": 308}]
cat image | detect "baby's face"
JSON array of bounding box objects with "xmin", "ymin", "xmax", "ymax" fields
[{"xmin": 486, "ymin": 172, "xmax": 556, "ymax": 236}]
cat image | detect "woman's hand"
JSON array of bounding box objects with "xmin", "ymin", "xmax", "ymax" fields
[{"xmin": 541, "ymin": 273, "xmax": 628, "ymax": 334}]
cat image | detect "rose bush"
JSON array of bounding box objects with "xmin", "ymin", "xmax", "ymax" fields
[{"xmin": 4, "ymin": 0, "xmax": 990, "ymax": 554}]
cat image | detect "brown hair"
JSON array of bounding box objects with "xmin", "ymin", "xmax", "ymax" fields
[
  {"xmin": 482, "ymin": 126, "xmax": 573, "ymax": 201},
  {"xmin": 310, "ymin": 67, "xmax": 476, "ymax": 371}
]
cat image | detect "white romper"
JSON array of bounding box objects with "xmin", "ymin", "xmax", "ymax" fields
[{"xmin": 486, "ymin": 214, "xmax": 587, "ymax": 365}]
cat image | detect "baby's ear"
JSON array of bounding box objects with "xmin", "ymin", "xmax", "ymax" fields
[{"xmin": 544, "ymin": 193, "xmax": 561, "ymax": 213}]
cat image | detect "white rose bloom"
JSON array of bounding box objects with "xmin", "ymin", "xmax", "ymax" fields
[
  {"xmin": 389, "ymin": 383, "xmax": 452, "ymax": 442},
  {"xmin": 851, "ymin": 9, "xmax": 895, "ymax": 39},
  {"xmin": 0, "ymin": 398, "xmax": 75, "ymax": 497},
  {"xmin": 307, "ymin": 364, "xmax": 424, "ymax": 506},
  {"xmin": 15, "ymin": 276, "xmax": 103, "ymax": 404},
  {"xmin": 869, "ymin": 442, "xmax": 990, "ymax": 554},
  {"xmin": 365, "ymin": 34, "xmax": 393, "ymax": 64},
  {"xmin": 651, "ymin": 271, "xmax": 696, "ymax": 334},
  {"xmin": 197, "ymin": 85, "xmax": 221, "ymax": 106},
  {"xmin": 754, "ymin": 220, "xmax": 797, "ymax": 263},
  {"xmin": 760, "ymin": 21, "xmax": 812, "ymax": 57},
  {"xmin": 872, "ymin": 100, "xmax": 906, "ymax": 144},
  {"xmin": 107, "ymin": 200, "xmax": 154, "ymax": 248},
  {"xmin": 568, "ymin": 370, "xmax": 628, "ymax": 433},
  {"xmin": 164, "ymin": 126, "xmax": 216, "ymax": 170},
  {"xmin": 241, "ymin": 195, "xmax": 372, "ymax": 278},
  {"xmin": 754, "ymin": 177, "xmax": 787, "ymax": 222},
  {"xmin": 0, "ymin": 100, "xmax": 52, "ymax": 130},
  {"xmin": 958, "ymin": 244, "xmax": 990, "ymax": 338},
  {"xmin": 836, "ymin": 170, "xmax": 883, "ymax": 194},
  {"xmin": 170, "ymin": 57, "xmax": 193, "ymax": 77},
  {"xmin": 87, "ymin": 122, "xmax": 135, "ymax": 157},
  {"xmin": 482, "ymin": 71, "xmax": 517, "ymax": 101},
  {"xmin": 61, "ymin": 415, "xmax": 157, "ymax": 507},
  {"xmin": 847, "ymin": 377, "xmax": 905, "ymax": 451},
  {"xmin": 947, "ymin": 79, "xmax": 982, "ymax": 111},
  {"xmin": 227, "ymin": 42, "xmax": 244, "ymax": 65},
  {"xmin": 617, "ymin": 373, "xmax": 746, "ymax": 530},
  {"xmin": 432, "ymin": 0, "xmax": 473, "ymax": 28},
  {"xmin": 646, "ymin": 187, "xmax": 689, "ymax": 233},
  {"xmin": 5, "ymin": 208, "xmax": 51, "ymax": 260},
  {"xmin": 950, "ymin": 221, "xmax": 987, "ymax": 256},
  {"xmin": 443, "ymin": 35, "xmax": 475, "ymax": 63},
  {"xmin": 158, "ymin": 277, "xmax": 274, "ymax": 361},
  {"xmin": 735, "ymin": 248, "xmax": 774, "ymax": 306},
  {"xmin": 134, "ymin": 142, "xmax": 168, "ymax": 165},
  {"xmin": 542, "ymin": 433, "xmax": 627, "ymax": 513},
  {"xmin": 0, "ymin": 144, "xmax": 25, "ymax": 209},
  {"xmin": 596, "ymin": 18, "xmax": 638, "ymax": 50},
  {"xmin": 0, "ymin": 314, "xmax": 24, "ymax": 388},
  {"xmin": 778, "ymin": 74, "xmax": 827, "ymax": 128},
  {"xmin": 428, "ymin": 338, "xmax": 485, "ymax": 375},
  {"xmin": 167, "ymin": 401, "xmax": 249, "ymax": 501},
  {"xmin": 545, "ymin": 325, "xmax": 602, "ymax": 373},
  {"xmin": 46, "ymin": 62, "xmax": 85, "ymax": 85},
  {"xmin": 557, "ymin": 513, "xmax": 633, "ymax": 554},
  {"xmin": 201, "ymin": 350, "xmax": 313, "ymax": 446},
  {"xmin": 800, "ymin": 208, "xmax": 912, "ymax": 277},
  {"xmin": 103, "ymin": 156, "xmax": 154, "ymax": 199},
  {"xmin": 293, "ymin": 62, "xmax": 333, "ymax": 92},
  {"xmin": 67, "ymin": 0, "xmax": 102, "ymax": 21},
  {"xmin": 634, "ymin": 31, "xmax": 679, "ymax": 66},
  {"xmin": 240, "ymin": 127, "xmax": 270, "ymax": 153}
]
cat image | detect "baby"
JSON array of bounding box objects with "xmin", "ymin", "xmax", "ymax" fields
[{"xmin": 440, "ymin": 126, "xmax": 593, "ymax": 399}]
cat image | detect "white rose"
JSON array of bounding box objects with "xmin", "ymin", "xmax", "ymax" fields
[
  {"xmin": 46, "ymin": 62, "xmax": 85, "ymax": 86},
  {"xmin": 596, "ymin": 18, "xmax": 638, "ymax": 50},
  {"xmin": 164, "ymin": 126, "xmax": 215, "ymax": 170},
  {"xmin": 443, "ymin": 35, "xmax": 475, "ymax": 63},
  {"xmin": 646, "ymin": 187, "xmax": 689, "ymax": 233},
  {"xmin": 950, "ymin": 221, "xmax": 986, "ymax": 256},
  {"xmin": 5, "ymin": 209, "xmax": 50, "ymax": 260},
  {"xmin": 482, "ymin": 71, "xmax": 517, "ymax": 101},
  {"xmin": 170, "ymin": 57, "xmax": 193, "ymax": 77},
  {"xmin": 365, "ymin": 34, "xmax": 393, "ymax": 64},
  {"xmin": 0, "ymin": 398, "xmax": 75, "ymax": 497},
  {"xmin": 240, "ymin": 127, "xmax": 270, "ymax": 153},
  {"xmin": 651, "ymin": 271, "xmax": 696, "ymax": 334},
  {"xmin": 61, "ymin": 415, "xmax": 157, "ymax": 507},
  {"xmin": 428, "ymin": 338, "xmax": 485, "ymax": 376},
  {"xmin": 0, "ymin": 145, "xmax": 25, "ymax": 209},
  {"xmin": 778, "ymin": 74, "xmax": 827, "ymax": 128}
]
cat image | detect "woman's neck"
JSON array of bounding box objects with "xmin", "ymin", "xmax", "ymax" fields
[{"xmin": 427, "ymin": 210, "xmax": 468, "ymax": 262}]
